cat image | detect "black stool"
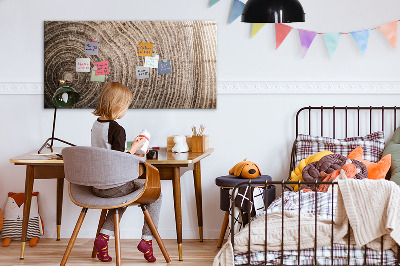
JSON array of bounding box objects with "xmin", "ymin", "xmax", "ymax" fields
[{"xmin": 215, "ymin": 175, "xmax": 275, "ymax": 248}]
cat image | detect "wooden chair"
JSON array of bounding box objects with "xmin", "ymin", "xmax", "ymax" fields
[{"xmin": 60, "ymin": 146, "xmax": 171, "ymax": 265}]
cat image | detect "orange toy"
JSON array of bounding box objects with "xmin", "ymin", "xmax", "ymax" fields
[
  {"xmin": 2, "ymin": 192, "xmax": 43, "ymax": 247},
  {"xmin": 229, "ymin": 159, "xmax": 261, "ymax": 179},
  {"xmin": 348, "ymin": 146, "xmax": 391, "ymax": 180}
]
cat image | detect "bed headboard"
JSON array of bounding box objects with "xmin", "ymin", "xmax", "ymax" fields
[
  {"xmin": 295, "ymin": 106, "xmax": 400, "ymax": 138},
  {"xmin": 290, "ymin": 106, "xmax": 400, "ymax": 179}
]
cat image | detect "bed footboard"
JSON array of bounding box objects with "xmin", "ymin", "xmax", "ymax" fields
[{"xmin": 230, "ymin": 180, "xmax": 400, "ymax": 266}]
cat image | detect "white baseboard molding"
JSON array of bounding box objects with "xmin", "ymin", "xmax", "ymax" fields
[{"xmin": 1, "ymin": 81, "xmax": 400, "ymax": 95}]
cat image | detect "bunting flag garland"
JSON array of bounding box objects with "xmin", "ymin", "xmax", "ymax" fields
[
  {"xmin": 229, "ymin": 0, "xmax": 245, "ymax": 24},
  {"xmin": 323, "ymin": 33, "xmax": 341, "ymax": 58},
  {"xmin": 378, "ymin": 21, "xmax": 398, "ymax": 50},
  {"xmin": 298, "ymin": 29, "xmax": 317, "ymax": 58},
  {"xmin": 251, "ymin": 23, "xmax": 266, "ymax": 38},
  {"xmin": 351, "ymin": 29, "xmax": 370, "ymax": 55},
  {"xmin": 208, "ymin": 4, "xmax": 400, "ymax": 57},
  {"xmin": 275, "ymin": 23, "xmax": 293, "ymax": 49},
  {"xmin": 209, "ymin": 0, "xmax": 220, "ymax": 8}
]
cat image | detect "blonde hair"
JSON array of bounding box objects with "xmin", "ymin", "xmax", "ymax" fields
[{"xmin": 93, "ymin": 82, "xmax": 133, "ymax": 120}]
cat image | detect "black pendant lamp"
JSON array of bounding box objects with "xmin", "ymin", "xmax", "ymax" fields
[{"xmin": 241, "ymin": 0, "xmax": 305, "ymax": 23}]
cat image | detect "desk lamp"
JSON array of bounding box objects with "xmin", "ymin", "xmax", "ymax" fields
[
  {"xmin": 38, "ymin": 80, "xmax": 80, "ymax": 154},
  {"xmin": 241, "ymin": 0, "xmax": 305, "ymax": 23}
]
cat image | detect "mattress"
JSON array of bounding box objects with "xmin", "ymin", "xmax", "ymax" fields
[{"xmin": 233, "ymin": 191, "xmax": 397, "ymax": 265}]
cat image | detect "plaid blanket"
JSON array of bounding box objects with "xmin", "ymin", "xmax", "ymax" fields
[
  {"xmin": 234, "ymin": 244, "xmax": 397, "ymax": 265},
  {"xmin": 234, "ymin": 191, "xmax": 397, "ymax": 265},
  {"xmin": 266, "ymin": 190, "xmax": 336, "ymax": 220}
]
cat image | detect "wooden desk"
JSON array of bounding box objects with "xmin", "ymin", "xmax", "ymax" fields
[
  {"xmin": 9, "ymin": 148, "xmax": 64, "ymax": 260},
  {"xmin": 10, "ymin": 147, "xmax": 213, "ymax": 261}
]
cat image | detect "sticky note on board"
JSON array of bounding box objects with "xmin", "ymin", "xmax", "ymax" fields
[
  {"xmin": 138, "ymin": 42, "xmax": 154, "ymax": 56},
  {"xmin": 94, "ymin": 60, "xmax": 109, "ymax": 76},
  {"xmin": 144, "ymin": 56, "xmax": 158, "ymax": 68},
  {"xmin": 158, "ymin": 60, "xmax": 172, "ymax": 75},
  {"xmin": 85, "ymin": 41, "xmax": 98, "ymax": 55},
  {"xmin": 136, "ymin": 66, "xmax": 150, "ymax": 79},
  {"xmin": 91, "ymin": 68, "xmax": 105, "ymax": 82},
  {"xmin": 76, "ymin": 58, "xmax": 90, "ymax": 72}
]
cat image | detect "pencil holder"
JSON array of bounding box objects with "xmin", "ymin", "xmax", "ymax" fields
[{"xmin": 191, "ymin": 135, "xmax": 209, "ymax": 153}]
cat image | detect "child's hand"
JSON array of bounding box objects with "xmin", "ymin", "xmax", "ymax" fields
[
  {"xmin": 134, "ymin": 149, "xmax": 149, "ymax": 157},
  {"xmin": 128, "ymin": 137, "xmax": 147, "ymax": 154}
]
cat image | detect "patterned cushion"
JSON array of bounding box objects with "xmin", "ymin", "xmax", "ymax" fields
[{"xmin": 294, "ymin": 131, "xmax": 385, "ymax": 167}]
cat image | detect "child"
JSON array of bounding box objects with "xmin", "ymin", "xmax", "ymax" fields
[{"xmin": 91, "ymin": 82, "xmax": 162, "ymax": 263}]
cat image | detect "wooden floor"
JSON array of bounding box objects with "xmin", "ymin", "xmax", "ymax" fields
[{"xmin": 0, "ymin": 239, "xmax": 221, "ymax": 265}]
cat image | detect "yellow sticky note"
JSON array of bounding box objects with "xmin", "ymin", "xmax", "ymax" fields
[{"xmin": 138, "ymin": 42, "xmax": 154, "ymax": 56}]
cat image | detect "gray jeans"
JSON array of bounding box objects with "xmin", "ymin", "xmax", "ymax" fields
[{"xmin": 92, "ymin": 180, "xmax": 162, "ymax": 240}]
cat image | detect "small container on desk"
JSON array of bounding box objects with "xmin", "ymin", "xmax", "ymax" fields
[
  {"xmin": 167, "ymin": 136, "xmax": 192, "ymax": 151},
  {"xmin": 191, "ymin": 135, "xmax": 209, "ymax": 152},
  {"xmin": 146, "ymin": 150, "xmax": 158, "ymax": 160}
]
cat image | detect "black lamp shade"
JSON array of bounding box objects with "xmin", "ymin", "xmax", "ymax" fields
[
  {"xmin": 241, "ymin": 0, "xmax": 305, "ymax": 23},
  {"xmin": 38, "ymin": 82, "xmax": 79, "ymax": 153},
  {"xmin": 52, "ymin": 85, "xmax": 80, "ymax": 108}
]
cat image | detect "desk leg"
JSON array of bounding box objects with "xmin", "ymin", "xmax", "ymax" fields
[
  {"xmin": 56, "ymin": 178, "xmax": 64, "ymax": 241},
  {"xmin": 193, "ymin": 161, "xmax": 203, "ymax": 242},
  {"xmin": 20, "ymin": 165, "xmax": 35, "ymax": 259},
  {"xmin": 172, "ymin": 167, "xmax": 183, "ymax": 261}
]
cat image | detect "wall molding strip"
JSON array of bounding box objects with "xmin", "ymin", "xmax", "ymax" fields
[
  {"xmin": 1, "ymin": 81, "xmax": 400, "ymax": 95},
  {"xmin": 0, "ymin": 83, "xmax": 44, "ymax": 95},
  {"xmin": 217, "ymin": 81, "xmax": 400, "ymax": 94}
]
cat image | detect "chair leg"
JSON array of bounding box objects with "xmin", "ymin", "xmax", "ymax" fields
[
  {"xmin": 217, "ymin": 211, "xmax": 230, "ymax": 248},
  {"xmin": 114, "ymin": 209, "xmax": 121, "ymax": 266},
  {"xmin": 92, "ymin": 209, "xmax": 108, "ymax": 258},
  {"xmin": 141, "ymin": 205, "xmax": 171, "ymax": 263},
  {"xmin": 60, "ymin": 208, "xmax": 88, "ymax": 266}
]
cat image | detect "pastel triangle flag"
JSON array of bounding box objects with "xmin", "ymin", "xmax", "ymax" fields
[
  {"xmin": 298, "ymin": 29, "xmax": 317, "ymax": 58},
  {"xmin": 209, "ymin": 0, "xmax": 220, "ymax": 7},
  {"xmin": 275, "ymin": 23, "xmax": 293, "ymax": 49},
  {"xmin": 229, "ymin": 0, "xmax": 245, "ymax": 24},
  {"xmin": 251, "ymin": 23, "xmax": 266, "ymax": 38},
  {"xmin": 378, "ymin": 21, "xmax": 397, "ymax": 50},
  {"xmin": 323, "ymin": 33, "xmax": 341, "ymax": 58},
  {"xmin": 351, "ymin": 29, "xmax": 370, "ymax": 55}
]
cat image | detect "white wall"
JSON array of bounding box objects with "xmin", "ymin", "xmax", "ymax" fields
[{"xmin": 1, "ymin": 0, "xmax": 400, "ymax": 240}]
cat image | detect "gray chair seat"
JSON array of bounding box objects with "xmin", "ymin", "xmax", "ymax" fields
[{"xmin": 69, "ymin": 180, "xmax": 145, "ymax": 208}]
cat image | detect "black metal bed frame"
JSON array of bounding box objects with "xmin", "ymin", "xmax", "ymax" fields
[{"xmin": 230, "ymin": 106, "xmax": 400, "ymax": 266}]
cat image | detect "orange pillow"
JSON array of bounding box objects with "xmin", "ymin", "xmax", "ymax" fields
[{"xmin": 347, "ymin": 146, "xmax": 391, "ymax": 180}]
